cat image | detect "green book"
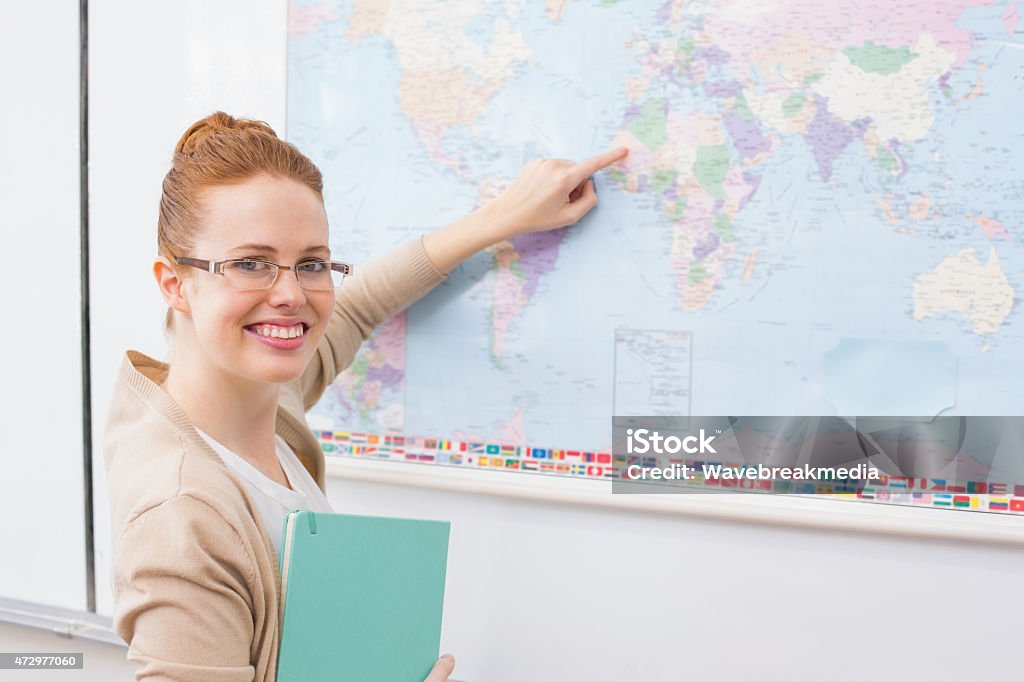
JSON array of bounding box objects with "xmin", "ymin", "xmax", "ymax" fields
[{"xmin": 276, "ymin": 510, "xmax": 451, "ymax": 682}]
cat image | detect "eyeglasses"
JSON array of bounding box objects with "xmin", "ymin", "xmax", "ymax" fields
[{"xmin": 175, "ymin": 256, "xmax": 353, "ymax": 291}]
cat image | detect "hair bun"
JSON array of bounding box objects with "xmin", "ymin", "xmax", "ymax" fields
[{"xmin": 174, "ymin": 111, "xmax": 278, "ymax": 154}]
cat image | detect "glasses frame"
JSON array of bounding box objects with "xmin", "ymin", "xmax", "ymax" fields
[{"xmin": 175, "ymin": 256, "xmax": 354, "ymax": 291}]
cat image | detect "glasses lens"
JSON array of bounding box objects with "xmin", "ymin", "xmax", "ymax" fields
[
  {"xmin": 295, "ymin": 261, "xmax": 346, "ymax": 290},
  {"xmin": 294, "ymin": 259, "xmax": 346, "ymax": 288},
  {"xmin": 223, "ymin": 260, "xmax": 278, "ymax": 290}
]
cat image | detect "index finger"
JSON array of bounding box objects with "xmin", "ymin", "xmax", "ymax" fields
[{"xmin": 569, "ymin": 147, "xmax": 628, "ymax": 183}]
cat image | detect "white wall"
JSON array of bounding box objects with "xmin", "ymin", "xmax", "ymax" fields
[
  {"xmin": 330, "ymin": 476, "xmax": 1024, "ymax": 682},
  {"xmin": 0, "ymin": 0, "xmax": 86, "ymax": 611}
]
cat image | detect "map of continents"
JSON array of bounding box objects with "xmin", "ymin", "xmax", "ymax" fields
[{"xmin": 289, "ymin": 0, "xmax": 1023, "ymax": 461}]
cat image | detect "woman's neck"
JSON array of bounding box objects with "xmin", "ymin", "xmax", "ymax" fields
[{"xmin": 162, "ymin": 355, "xmax": 282, "ymax": 469}]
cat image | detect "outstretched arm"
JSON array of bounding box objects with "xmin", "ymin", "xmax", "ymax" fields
[
  {"xmin": 422, "ymin": 148, "xmax": 629, "ymax": 273},
  {"xmin": 297, "ymin": 147, "xmax": 629, "ymax": 408}
]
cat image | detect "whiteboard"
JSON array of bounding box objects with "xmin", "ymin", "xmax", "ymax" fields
[
  {"xmin": 88, "ymin": 0, "xmax": 288, "ymax": 618},
  {"xmin": 0, "ymin": 0, "xmax": 86, "ymax": 611},
  {"xmin": 81, "ymin": 0, "xmax": 1024, "ymax": 625}
]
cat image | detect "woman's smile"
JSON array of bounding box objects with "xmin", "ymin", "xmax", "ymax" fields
[{"xmin": 243, "ymin": 320, "xmax": 310, "ymax": 351}]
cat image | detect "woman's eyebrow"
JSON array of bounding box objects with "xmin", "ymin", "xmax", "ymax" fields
[{"xmin": 227, "ymin": 243, "xmax": 330, "ymax": 255}]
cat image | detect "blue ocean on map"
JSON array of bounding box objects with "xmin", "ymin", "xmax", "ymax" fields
[{"xmin": 288, "ymin": 0, "xmax": 1024, "ymax": 454}]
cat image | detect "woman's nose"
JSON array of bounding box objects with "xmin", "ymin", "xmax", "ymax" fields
[{"xmin": 267, "ymin": 267, "xmax": 306, "ymax": 306}]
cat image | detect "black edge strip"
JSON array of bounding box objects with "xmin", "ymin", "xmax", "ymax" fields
[{"xmin": 79, "ymin": 0, "xmax": 95, "ymax": 613}]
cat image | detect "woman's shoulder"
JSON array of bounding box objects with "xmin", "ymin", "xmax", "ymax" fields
[
  {"xmin": 107, "ymin": 427, "xmax": 258, "ymax": 541},
  {"xmin": 103, "ymin": 352, "xmax": 261, "ymax": 542}
]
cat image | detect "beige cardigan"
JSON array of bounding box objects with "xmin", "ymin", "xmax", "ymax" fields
[{"xmin": 104, "ymin": 236, "xmax": 446, "ymax": 681}]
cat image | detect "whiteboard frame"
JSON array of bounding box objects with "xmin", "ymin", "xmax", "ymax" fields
[{"xmin": 0, "ymin": 597, "xmax": 121, "ymax": 646}]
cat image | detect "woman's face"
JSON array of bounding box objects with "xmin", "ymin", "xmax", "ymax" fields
[{"xmin": 180, "ymin": 173, "xmax": 335, "ymax": 387}]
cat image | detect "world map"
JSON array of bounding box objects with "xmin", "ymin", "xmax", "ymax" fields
[{"xmin": 287, "ymin": 0, "xmax": 1023, "ymax": 468}]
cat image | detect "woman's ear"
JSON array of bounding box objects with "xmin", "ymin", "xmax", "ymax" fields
[{"xmin": 153, "ymin": 256, "xmax": 192, "ymax": 318}]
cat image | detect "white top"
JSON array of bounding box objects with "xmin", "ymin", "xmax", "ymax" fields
[{"xmin": 194, "ymin": 427, "xmax": 334, "ymax": 559}]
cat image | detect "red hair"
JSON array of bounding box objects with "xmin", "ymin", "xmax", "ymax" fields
[{"xmin": 158, "ymin": 111, "xmax": 324, "ymax": 331}]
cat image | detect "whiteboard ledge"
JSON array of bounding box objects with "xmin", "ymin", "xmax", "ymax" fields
[
  {"xmin": 325, "ymin": 458, "xmax": 1024, "ymax": 547},
  {"xmin": 0, "ymin": 597, "xmax": 122, "ymax": 647}
]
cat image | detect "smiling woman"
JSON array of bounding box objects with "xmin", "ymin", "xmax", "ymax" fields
[{"xmin": 102, "ymin": 110, "xmax": 627, "ymax": 682}]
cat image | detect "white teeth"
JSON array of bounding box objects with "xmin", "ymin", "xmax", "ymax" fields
[{"xmin": 253, "ymin": 324, "xmax": 304, "ymax": 339}]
